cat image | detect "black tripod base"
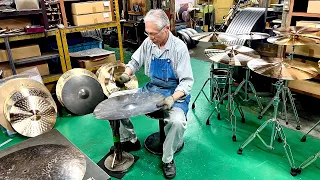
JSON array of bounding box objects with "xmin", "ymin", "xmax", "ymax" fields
[
  {"xmin": 290, "ymin": 168, "xmax": 301, "ymax": 176},
  {"xmin": 144, "ymin": 132, "xmax": 185, "ymax": 155}
]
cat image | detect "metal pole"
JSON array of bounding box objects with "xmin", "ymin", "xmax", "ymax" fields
[{"xmin": 4, "ymin": 37, "xmax": 16, "ymax": 75}]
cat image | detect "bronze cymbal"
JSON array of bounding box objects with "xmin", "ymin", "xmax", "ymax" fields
[
  {"xmin": 204, "ymin": 45, "xmax": 261, "ymax": 66},
  {"xmin": 6, "ymin": 96, "xmax": 57, "ymax": 137},
  {"xmin": 94, "ymin": 92, "xmax": 165, "ymax": 120},
  {"xmin": 247, "ymin": 58, "xmax": 319, "ymax": 80},
  {"xmin": 237, "ymin": 32, "xmax": 270, "ymax": 40},
  {"xmin": 191, "ymin": 32, "xmax": 238, "ymax": 43},
  {"xmin": 97, "ymin": 62, "xmax": 138, "ymax": 97},
  {"xmin": 273, "ymin": 26, "xmax": 319, "ymax": 35},
  {"xmin": 267, "ymin": 35, "xmax": 320, "ymax": 45},
  {"xmin": 0, "ymin": 144, "xmax": 86, "ymax": 180},
  {"xmin": 96, "ymin": 61, "xmax": 123, "ymax": 78},
  {"xmin": 0, "ymin": 78, "xmax": 54, "ymax": 132}
]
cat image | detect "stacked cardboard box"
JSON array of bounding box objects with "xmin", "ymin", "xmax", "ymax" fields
[
  {"xmin": 307, "ymin": 0, "xmax": 320, "ymax": 14},
  {"xmin": 72, "ymin": 1, "xmax": 113, "ymax": 26}
]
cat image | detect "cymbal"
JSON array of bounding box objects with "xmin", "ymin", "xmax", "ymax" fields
[
  {"xmin": 247, "ymin": 58, "xmax": 319, "ymax": 80},
  {"xmin": 204, "ymin": 45, "xmax": 261, "ymax": 66},
  {"xmin": 94, "ymin": 92, "xmax": 165, "ymax": 120},
  {"xmin": 97, "ymin": 62, "xmax": 138, "ymax": 97},
  {"xmin": 96, "ymin": 61, "xmax": 122, "ymax": 79},
  {"xmin": 0, "ymin": 144, "xmax": 86, "ymax": 180},
  {"xmin": 267, "ymin": 35, "xmax": 320, "ymax": 45},
  {"xmin": 0, "ymin": 78, "xmax": 54, "ymax": 132},
  {"xmin": 56, "ymin": 68, "xmax": 105, "ymax": 115},
  {"xmin": 191, "ymin": 32, "xmax": 238, "ymax": 43},
  {"xmin": 237, "ymin": 32, "xmax": 270, "ymax": 40},
  {"xmin": 6, "ymin": 96, "xmax": 57, "ymax": 137},
  {"xmin": 273, "ymin": 26, "xmax": 319, "ymax": 35}
]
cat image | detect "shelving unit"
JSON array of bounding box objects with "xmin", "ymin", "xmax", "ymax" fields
[{"xmin": 60, "ymin": 0, "xmax": 124, "ymax": 72}]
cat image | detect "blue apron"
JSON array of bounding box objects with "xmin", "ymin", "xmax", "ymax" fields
[{"xmin": 139, "ymin": 56, "xmax": 191, "ymax": 115}]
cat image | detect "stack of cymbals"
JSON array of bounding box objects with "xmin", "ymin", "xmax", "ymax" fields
[{"xmin": 0, "ymin": 78, "xmax": 57, "ymax": 137}]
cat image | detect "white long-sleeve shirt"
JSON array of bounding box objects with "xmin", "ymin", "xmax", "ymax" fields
[{"xmin": 126, "ymin": 32, "xmax": 194, "ymax": 96}]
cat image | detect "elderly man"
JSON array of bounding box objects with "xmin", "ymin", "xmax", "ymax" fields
[{"xmin": 116, "ymin": 9, "xmax": 194, "ymax": 179}]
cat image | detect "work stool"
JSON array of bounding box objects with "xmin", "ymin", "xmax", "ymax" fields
[{"xmin": 144, "ymin": 110, "xmax": 184, "ymax": 155}]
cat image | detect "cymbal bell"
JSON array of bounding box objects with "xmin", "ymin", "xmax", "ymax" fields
[
  {"xmin": 267, "ymin": 35, "xmax": 320, "ymax": 45},
  {"xmin": 247, "ymin": 58, "xmax": 319, "ymax": 80},
  {"xmin": 204, "ymin": 45, "xmax": 260, "ymax": 66},
  {"xmin": 237, "ymin": 32, "xmax": 270, "ymax": 40},
  {"xmin": 191, "ymin": 32, "xmax": 238, "ymax": 43},
  {"xmin": 97, "ymin": 62, "xmax": 138, "ymax": 97},
  {"xmin": 273, "ymin": 26, "xmax": 319, "ymax": 35}
]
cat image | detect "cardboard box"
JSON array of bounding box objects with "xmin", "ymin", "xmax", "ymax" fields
[
  {"xmin": 0, "ymin": 18, "xmax": 32, "ymax": 30},
  {"xmin": 77, "ymin": 54, "xmax": 116, "ymax": 68},
  {"xmin": 296, "ymin": 21, "xmax": 320, "ymax": 28},
  {"xmin": 73, "ymin": 12, "xmax": 113, "ymax": 26},
  {"xmin": 0, "ymin": 44, "xmax": 41, "ymax": 62},
  {"xmin": 71, "ymin": 1, "xmax": 111, "ymax": 15},
  {"xmin": 0, "ymin": 62, "xmax": 50, "ymax": 78},
  {"xmin": 307, "ymin": 0, "xmax": 320, "ymax": 14}
]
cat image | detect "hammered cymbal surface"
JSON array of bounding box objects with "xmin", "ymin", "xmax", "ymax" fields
[
  {"xmin": 236, "ymin": 32, "xmax": 270, "ymax": 40},
  {"xmin": 94, "ymin": 92, "xmax": 165, "ymax": 120},
  {"xmin": 0, "ymin": 144, "xmax": 86, "ymax": 180},
  {"xmin": 267, "ymin": 35, "xmax": 320, "ymax": 45},
  {"xmin": 248, "ymin": 58, "xmax": 319, "ymax": 80},
  {"xmin": 191, "ymin": 32, "xmax": 238, "ymax": 43},
  {"xmin": 0, "ymin": 78, "xmax": 52, "ymax": 132},
  {"xmin": 273, "ymin": 26, "xmax": 320, "ymax": 35},
  {"xmin": 205, "ymin": 45, "xmax": 260, "ymax": 66}
]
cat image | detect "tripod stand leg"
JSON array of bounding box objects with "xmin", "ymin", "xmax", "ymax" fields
[
  {"xmin": 206, "ymin": 93, "xmax": 226, "ymax": 124},
  {"xmin": 286, "ymin": 88, "xmax": 301, "ymax": 130},
  {"xmin": 281, "ymin": 88, "xmax": 289, "ymax": 125},
  {"xmin": 237, "ymin": 119, "xmax": 273, "ymax": 154},
  {"xmin": 301, "ymin": 120, "xmax": 320, "ymax": 142},
  {"xmin": 248, "ymin": 81, "xmax": 263, "ymax": 111},
  {"xmin": 234, "ymin": 99, "xmax": 245, "ymax": 123},
  {"xmin": 192, "ymin": 78, "xmax": 211, "ymax": 109},
  {"xmin": 229, "ymin": 95, "xmax": 237, "ymax": 141},
  {"xmin": 258, "ymin": 97, "xmax": 274, "ymax": 119},
  {"xmin": 298, "ymin": 151, "xmax": 320, "ymax": 170}
]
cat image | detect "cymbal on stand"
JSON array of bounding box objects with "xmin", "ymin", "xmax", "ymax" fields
[
  {"xmin": 247, "ymin": 57, "xmax": 319, "ymax": 80},
  {"xmin": 267, "ymin": 36, "xmax": 320, "ymax": 45},
  {"xmin": 273, "ymin": 26, "xmax": 320, "ymax": 35},
  {"xmin": 237, "ymin": 32, "xmax": 270, "ymax": 40},
  {"xmin": 191, "ymin": 32, "xmax": 238, "ymax": 43}
]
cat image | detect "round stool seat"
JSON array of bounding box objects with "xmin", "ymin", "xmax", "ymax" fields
[{"xmin": 144, "ymin": 132, "xmax": 184, "ymax": 155}]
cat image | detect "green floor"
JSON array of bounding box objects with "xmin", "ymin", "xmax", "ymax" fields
[{"xmin": 1, "ymin": 56, "xmax": 320, "ymax": 180}]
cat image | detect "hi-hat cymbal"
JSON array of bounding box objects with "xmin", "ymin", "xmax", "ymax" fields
[
  {"xmin": 191, "ymin": 32, "xmax": 238, "ymax": 43},
  {"xmin": 204, "ymin": 45, "xmax": 261, "ymax": 66},
  {"xmin": 0, "ymin": 78, "xmax": 54, "ymax": 132},
  {"xmin": 267, "ymin": 35, "xmax": 320, "ymax": 45},
  {"xmin": 56, "ymin": 68, "xmax": 105, "ymax": 115},
  {"xmin": 273, "ymin": 26, "xmax": 319, "ymax": 35},
  {"xmin": 237, "ymin": 32, "xmax": 270, "ymax": 40},
  {"xmin": 97, "ymin": 62, "xmax": 138, "ymax": 97},
  {"xmin": 0, "ymin": 144, "xmax": 86, "ymax": 180},
  {"xmin": 94, "ymin": 92, "xmax": 165, "ymax": 120},
  {"xmin": 247, "ymin": 58, "xmax": 319, "ymax": 80},
  {"xmin": 6, "ymin": 96, "xmax": 57, "ymax": 137}
]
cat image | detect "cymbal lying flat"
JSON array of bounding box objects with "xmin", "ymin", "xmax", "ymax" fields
[
  {"xmin": 248, "ymin": 58, "xmax": 319, "ymax": 80},
  {"xmin": 204, "ymin": 45, "xmax": 260, "ymax": 66}
]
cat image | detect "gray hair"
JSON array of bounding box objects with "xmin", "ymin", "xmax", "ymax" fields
[{"xmin": 144, "ymin": 9, "xmax": 170, "ymax": 30}]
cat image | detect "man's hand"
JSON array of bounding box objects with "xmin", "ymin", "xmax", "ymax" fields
[
  {"xmin": 116, "ymin": 73, "xmax": 131, "ymax": 85},
  {"xmin": 156, "ymin": 96, "xmax": 175, "ymax": 110}
]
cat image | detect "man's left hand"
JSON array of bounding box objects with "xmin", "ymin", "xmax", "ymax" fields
[{"xmin": 156, "ymin": 96, "xmax": 175, "ymax": 110}]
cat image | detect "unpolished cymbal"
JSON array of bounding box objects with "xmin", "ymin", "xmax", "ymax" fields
[
  {"xmin": 273, "ymin": 26, "xmax": 319, "ymax": 36},
  {"xmin": 267, "ymin": 35, "xmax": 320, "ymax": 45},
  {"xmin": 248, "ymin": 58, "xmax": 319, "ymax": 80},
  {"xmin": 0, "ymin": 78, "xmax": 54, "ymax": 132},
  {"xmin": 204, "ymin": 45, "xmax": 260, "ymax": 66},
  {"xmin": 237, "ymin": 32, "xmax": 270, "ymax": 40},
  {"xmin": 0, "ymin": 144, "xmax": 86, "ymax": 180},
  {"xmin": 6, "ymin": 96, "xmax": 57, "ymax": 137},
  {"xmin": 97, "ymin": 62, "xmax": 138, "ymax": 97},
  {"xmin": 56, "ymin": 68, "xmax": 105, "ymax": 115},
  {"xmin": 94, "ymin": 92, "xmax": 165, "ymax": 120},
  {"xmin": 191, "ymin": 32, "xmax": 238, "ymax": 43}
]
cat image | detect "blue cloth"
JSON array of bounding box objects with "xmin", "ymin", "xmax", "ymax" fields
[{"xmin": 139, "ymin": 57, "xmax": 190, "ymax": 115}]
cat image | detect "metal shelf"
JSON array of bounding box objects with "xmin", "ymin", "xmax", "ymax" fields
[
  {"xmin": 64, "ymin": 22, "xmax": 118, "ymax": 34},
  {"xmin": 0, "ymin": 9, "xmax": 42, "ymax": 18},
  {"xmin": 0, "ymin": 30, "xmax": 57, "ymax": 43},
  {"xmin": 43, "ymin": 74, "xmax": 62, "ymax": 83},
  {"xmin": 292, "ymin": 12, "xmax": 320, "ymax": 18},
  {"xmin": 15, "ymin": 52, "xmax": 59, "ymax": 65}
]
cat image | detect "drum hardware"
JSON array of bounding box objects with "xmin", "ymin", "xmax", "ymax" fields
[
  {"xmin": 300, "ymin": 120, "xmax": 320, "ymax": 142},
  {"xmin": 94, "ymin": 92, "xmax": 164, "ymax": 172},
  {"xmin": 296, "ymin": 151, "xmax": 320, "ymax": 174},
  {"xmin": 237, "ymin": 80, "xmax": 300, "ymax": 176}
]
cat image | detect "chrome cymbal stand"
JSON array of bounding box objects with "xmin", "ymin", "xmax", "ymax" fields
[
  {"xmin": 206, "ymin": 66, "xmax": 245, "ymax": 142},
  {"xmin": 296, "ymin": 151, "xmax": 320, "ymax": 174},
  {"xmin": 300, "ymin": 120, "xmax": 320, "ymax": 142},
  {"xmin": 237, "ymin": 80, "xmax": 299, "ymax": 176},
  {"xmin": 258, "ymin": 46, "xmax": 301, "ymax": 130}
]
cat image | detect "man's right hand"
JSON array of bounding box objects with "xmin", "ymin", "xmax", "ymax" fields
[{"xmin": 116, "ymin": 73, "xmax": 131, "ymax": 85}]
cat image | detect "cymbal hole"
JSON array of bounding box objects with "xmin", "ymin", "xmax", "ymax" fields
[{"xmin": 78, "ymin": 89, "xmax": 89, "ymax": 99}]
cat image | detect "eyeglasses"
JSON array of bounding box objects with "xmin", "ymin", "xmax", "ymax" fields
[{"xmin": 144, "ymin": 26, "xmax": 166, "ymax": 37}]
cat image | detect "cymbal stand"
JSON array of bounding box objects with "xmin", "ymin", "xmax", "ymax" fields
[
  {"xmin": 206, "ymin": 66, "xmax": 245, "ymax": 142},
  {"xmin": 258, "ymin": 45, "xmax": 301, "ymax": 130},
  {"xmin": 237, "ymin": 80, "xmax": 299, "ymax": 176},
  {"xmin": 297, "ymin": 151, "xmax": 320, "ymax": 174}
]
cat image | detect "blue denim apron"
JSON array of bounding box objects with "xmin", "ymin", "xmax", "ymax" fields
[{"xmin": 139, "ymin": 57, "xmax": 191, "ymax": 115}]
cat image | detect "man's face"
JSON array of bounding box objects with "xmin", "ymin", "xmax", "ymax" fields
[{"xmin": 145, "ymin": 21, "xmax": 169, "ymax": 45}]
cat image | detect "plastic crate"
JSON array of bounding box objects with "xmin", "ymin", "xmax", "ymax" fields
[{"xmin": 48, "ymin": 37, "xmax": 102, "ymax": 52}]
